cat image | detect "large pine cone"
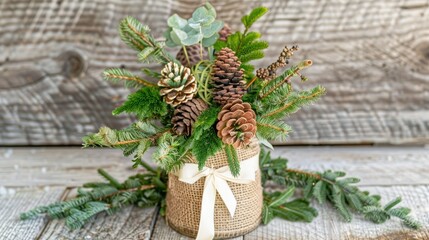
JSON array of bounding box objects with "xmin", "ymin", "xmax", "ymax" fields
[
  {"xmin": 212, "ymin": 48, "xmax": 246, "ymax": 105},
  {"xmin": 172, "ymin": 98, "xmax": 208, "ymax": 136},
  {"xmin": 216, "ymin": 99, "xmax": 257, "ymax": 148},
  {"xmin": 218, "ymin": 24, "xmax": 232, "ymax": 41},
  {"xmin": 176, "ymin": 45, "xmax": 208, "ymax": 68},
  {"xmin": 158, "ymin": 62, "xmax": 197, "ymax": 107}
]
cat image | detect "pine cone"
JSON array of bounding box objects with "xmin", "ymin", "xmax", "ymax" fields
[
  {"xmin": 158, "ymin": 62, "xmax": 197, "ymax": 107},
  {"xmin": 218, "ymin": 24, "xmax": 232, "ymax": 41},
  {"xmin": 172, "ymin": 98, "xmax": 208, "ymax": 136},
  {"xmin": 212, "ymin": 48, "xmax": 246, "ymax": 105},
  {"xmin": 176, "ymin": 45, "xmax": 208, "ymax": 68},
  {"xmin": 216, "ymin": 99, "xmax": 256, "ymax": 148}
]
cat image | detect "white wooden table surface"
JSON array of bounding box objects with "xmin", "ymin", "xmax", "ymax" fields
[{"xmin": 1, "ymin": 146, "xmax": 428, "ymax": 240}]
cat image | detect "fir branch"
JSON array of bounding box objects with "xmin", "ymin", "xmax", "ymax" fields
[
  {"xmin": 259, "ymin": 147, "xmax": 421, "ymax": 229},
  {"xmin": 119, "ymin": 16, "xmax": 175, "ymax": 64},
  {"xmin": 82, "ymin": 122, "xmax": 167, "ymax": 170},
  {"xmin": 153, "ymin": 132, "xmax": 186, "ymax": 173},
  {"xmin": 261, "ymin": 85, "xmax": 326, "ymax": 119},
  {"xmin": 256, "ymin": 117, "xmax": 292, "ymax": 141},
  {"xmin": 241, "ymin": 6, "xmax": 269, "ymax": 32},
  {"xmin": 192, "ymin": 128, "xmax": 223, "ymax": 170},
  {"xmin": 112, "ymin": 87, "xmax": 169, "ymax": 120},
  {"xmin": 103, "ymin": 68, "xmax": 156, "ymax": 88},
  {"xmin": 262, "ymin": 187, "xmax": 318, "ymax": 224},
  {"xmin": 224, "ymin": 144, "xmax": 240, "ymax": 177},
  {"xmin": 21, "ymin": 167, "xmax": 166, "ymax": 229},
  {"xmin": 191, "ymin": 106, "xmax": 221, "ymax": 140}
]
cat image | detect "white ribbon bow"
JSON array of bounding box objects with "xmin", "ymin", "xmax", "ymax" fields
[{"xmin": 175, "ymin": 154, "xmax": 259, "ymax": 240}]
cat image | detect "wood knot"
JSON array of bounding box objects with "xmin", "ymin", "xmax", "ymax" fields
[
  {"xmin": 413, "ymin": 41, "xmax": 429, "ymax": 74},
  {"xmin": 59, "ymin": 50, "xmax": 86, "ymax": 78}
]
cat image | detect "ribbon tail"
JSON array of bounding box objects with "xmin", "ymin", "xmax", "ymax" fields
[
  {"xmin": 214, "ymin": 177, "xmax": 237, "ymax": 218},
  {"xmin": 196, "ymin": 175, "xmax": 216, "ymax": 240}
]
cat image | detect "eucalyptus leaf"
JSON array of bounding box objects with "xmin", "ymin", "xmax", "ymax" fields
[
  {"xmin": 173, "ymin": 28, "xmax": 188, "ymax": 40},
  {"xmin": 200, "ymin": 15, "xmax": 215, "ymax": 26},
  {"xmin": 167, "ymin": 14, "xmax": 187, "ymax": 29},
  {"xmin": 205, "ymin": 2, "xmax": 216, "ymax": 18},
  {"xmin": 201, "ymin": 20, "xmax": 223, "ymax": 38},
  {"xmin": 202, "ymin": 33, "xmax": 219, "ymax": 47},
  {"xmin": 192, "ymin": 6, "xmax": 209, "ymax": 22},
  {"xmin": 163, "ymin": 29, "xmax": 177, "ymax": 47},
  {"xmin": 187, "ymin": 20, "xmax": 201, "ymax": 30},
  {"xmin": 182, "ymin": 33, "xmax": 203, "ymax": 46}
]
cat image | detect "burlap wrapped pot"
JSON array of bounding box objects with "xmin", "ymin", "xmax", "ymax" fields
[{"xmin": 166, "ymin": 140, "xmax": 262, "ymax": 239}]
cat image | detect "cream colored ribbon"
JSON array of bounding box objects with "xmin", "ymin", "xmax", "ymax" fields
[{"xmin": 175, "ymin": 154, "xmax": 259, "ymax": 240}]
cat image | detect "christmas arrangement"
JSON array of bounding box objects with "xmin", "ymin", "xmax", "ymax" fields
[{"xmin": 21, "ymin": 3, "xmax": 420, "ymax": 239}]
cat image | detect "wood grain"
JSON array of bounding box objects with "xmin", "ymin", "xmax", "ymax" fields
[
  {"xmin": 0, "ymin": 187, "xmax": 66, "ymax": 240},
  {"xmin": 2, "ymin": 146, "xmax": 429, "ymax": 187},
  {"xmin": 0, "ymin": 146, "xmax": 428, "ymax": 239},
  {"xmin": 0, "ymin": 0, "xmax": 428, "ymax": 145},
  {"xmin": 150, "ymin": 215, "xmax": 244, "ymax": 240}
]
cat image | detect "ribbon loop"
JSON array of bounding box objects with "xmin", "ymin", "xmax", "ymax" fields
[{"xmin": 174, "ymin": 154, "xmax": 259, "ymax": 240}]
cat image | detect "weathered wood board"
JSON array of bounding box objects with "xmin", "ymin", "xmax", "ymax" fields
[
  {"xmin": 0, "ymin": 0, "xmax": 428, "ymax": 145},
  {"xmin": 0, "ymin": 187, "xmax": 66, "ymax": 240},
  {"xmin": 0, "ymin": 146, "xmax": 429, "ymax": 187},
  {"xmin": 1, "ymin": 146, "xmax": 429, "ymax": 239},
  {"xmin": 2, "ymin": 146, "xmax": 429, "ymax": 187}
]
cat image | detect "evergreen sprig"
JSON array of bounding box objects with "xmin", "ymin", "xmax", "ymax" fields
[
  {"xmin": 153, "ymin": 132, "xmax": 187, "ymax": 172},
  {"xmin": 262, "ymin": 186, "xmax": 318, "ymax": 224},
  {"xmin": 259, "ymin": 148, "xmax": 421, "ymax": 229},
  {"xmin": 103, "ymin": 68, "xmax": 156, "ymax": 88},
  {"xmin": 256, "ymin": 116, "xmax": 292, "ymax": 142},
  {"xmin": 20, "ymin": 164, "xmax": 167, "ymax": 230},
  {"xmin": 119, "ymin": 16, "xmax": 175, "ymax": 64},
  {"xmin": 214, "ymin": 7, "xmax": 269, "ymax": 79},
  {"xmin": 260, "ymin": 85, "xmax": 326, "ymax": 119},
  {"xmin": 82, "ymin": 121, "xmax": 163, "ymax": 168},
  {"xmin": 112, "ymin": 86, "xmax": 170, "ymax": 120},
  {"xmin": 190, "ymin": 106, "xmax": 223, "ymax": 169}
]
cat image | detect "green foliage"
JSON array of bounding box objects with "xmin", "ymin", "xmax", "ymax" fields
[
  {"xmin": 191, "ymin": 106, "xmax": 220, "ymax": 140},
  {"xmin": 189, "ymin": 106, "xmax": 223, "ymax": 169},
  {"xmin": 241, "ymin": 6, "xmax": 268, "ymax": 30},
  {"xmin": 256, "ymin": 116, "xmax": 291, "ymax": 141},
  {"xmin": 103, "ymin": 68, "xmax": 155, "ymax": 88},
  {"xmin": 214, "ymin": 7, "xmax": 269, "ymax": 79},
  {"xmin": 21, "ymin": 165, "xmax": 167, "ymax": 229},
  {"xmin": 82, "ymin": 121, "xmax": 161, "ymax": 168},
  {"xmin": 192, "ymin": 128, "xmax": 223, "ymax": 170},
  {"xmin": 259, "ymin": 147, "xmax": 421, "ymax": 229},
  {"xmin": 164, "ymin": 2, "xmax": 223, "ymax": 47},
  {"xmin": 112, "ymin": 87, "xmax": 169, "ymax": 120},
  {"xmin": 153, "ymin": 132, "xmax": 187, "ymax": 173},
  {"xmin": 259, "ymin": 85, "xmax": 326, "ymax": 119},
  {"xmin": 119, "ymin": 16, "xmax": 174, "ymax": 64},
  {"xmin": 224, "ymin": 144, "xmax": 240, "ymax": 177},
  {"xmin": 193, "ymin": 61, "xmax": 213, "ymax": 103},
  {"xmin": 262, "ymin": 186, "xmax": 318, "ymax": 224}
]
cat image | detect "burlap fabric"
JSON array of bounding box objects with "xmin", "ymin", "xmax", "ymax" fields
[{"xmin": 166, "ymin": 140, "xmax": 262, "ymax": 239}]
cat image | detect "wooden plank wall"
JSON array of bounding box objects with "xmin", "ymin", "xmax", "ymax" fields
[{"xmin": 0, "ymin": 0, "xmax": 428, "ymax": 145}]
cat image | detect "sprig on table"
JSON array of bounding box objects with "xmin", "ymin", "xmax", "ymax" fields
[{"xmin": 259, "ymin": 148, "xmax": 421, "ymax": 229}]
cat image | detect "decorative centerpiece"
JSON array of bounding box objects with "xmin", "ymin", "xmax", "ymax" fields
[{"xmin": 21, "ymin": 3, "xmax": 420, "ymax": 240}]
